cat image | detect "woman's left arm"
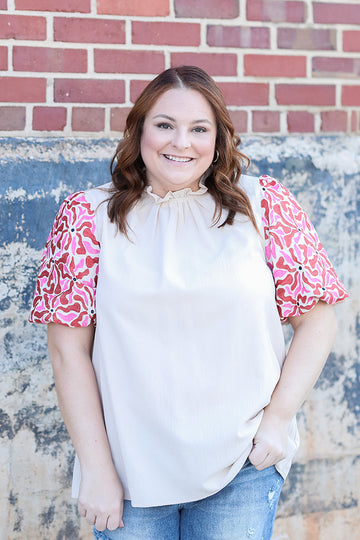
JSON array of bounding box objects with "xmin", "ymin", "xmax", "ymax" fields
[{"xmin": 249, "ymin": 300, "xmax": 338, "ymax": 470}]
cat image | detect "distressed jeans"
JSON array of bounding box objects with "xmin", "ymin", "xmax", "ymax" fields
[{"xmin": 93, "ymin": 460, "xmax": 284, "ymax": 540}]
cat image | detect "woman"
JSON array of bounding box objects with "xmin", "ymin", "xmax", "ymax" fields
[{"xmin": 30, "ymin": 66, "xmax": 348, "ymax": 539}]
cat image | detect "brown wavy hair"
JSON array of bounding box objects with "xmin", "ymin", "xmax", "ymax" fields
[{"xmin": 108, "ymin": 65, "xmax": 258, "ymax": 235}]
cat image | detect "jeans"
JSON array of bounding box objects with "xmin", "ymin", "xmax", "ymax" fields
[{"xmin": 93, "ymin": 460, "xmax": 283, "ymax": 540}]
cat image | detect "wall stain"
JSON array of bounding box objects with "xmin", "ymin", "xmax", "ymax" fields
[
  {"xmin": 0, "ymin": 408, "xmax": 14, "ymax": 439},
  {"xmin": 343, "ymin": 361, "xmax": 360, "ymax": 430},
  {"xmin": 40, "ymin": 504, "xmax": 56, "ymax": 528},
  {"xmin": 56, "ymin": 516, "xmax": 81, "ymax": 540},
  {"xmin": 315, "ymin": 352, "xmax": 345, "ymax": 390},
  {"xmin": 9, "ymin": 491, "xmax": 18, "ymax": 505},
  {"xmin": 13, "ymin": 404, "xmax": 69, "ymax": 456}
]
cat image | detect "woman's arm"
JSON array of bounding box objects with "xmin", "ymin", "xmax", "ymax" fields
[
  {"xmin": 249, "ymin": 300, "xmax": 338, "ymax": 470},
  {"xmin": 48, "ymin": 323, "xmax": 124, "ymax": 531}
]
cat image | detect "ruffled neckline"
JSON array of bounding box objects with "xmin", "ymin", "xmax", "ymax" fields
[{"xmin": 144, "ymin": 179, "xmax": 208, "ymax": 204}]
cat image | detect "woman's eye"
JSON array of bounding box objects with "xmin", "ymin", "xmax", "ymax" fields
[
  {"xmin": 156, "ymin": 122, "xmax": 172, "ymax": 129},
  {"xmin": 193, "ymin": 126, "xmax": 207, "ymax": 133}
]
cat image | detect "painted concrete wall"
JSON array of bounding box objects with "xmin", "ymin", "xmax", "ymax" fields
[
  {"xmin": 2, "ymin": 0, "xmax": 360, "ymax": 138},
  {"xmin": 0, "ymin": 136, "xmax": 358, "ymax": 539}
]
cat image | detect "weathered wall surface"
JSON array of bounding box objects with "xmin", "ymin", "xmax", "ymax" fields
[
  {"xmin": 1, "ymin": 0, "xmax": 360, "ymax": 137},
  {"xmin": 0, "ymin": 136, "xmax": 359, "ymax": 540}
]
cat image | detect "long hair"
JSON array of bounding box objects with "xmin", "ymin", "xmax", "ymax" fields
[{"xmin": 108, "ymin": 66, "xmax": 258, "ymax": 235}]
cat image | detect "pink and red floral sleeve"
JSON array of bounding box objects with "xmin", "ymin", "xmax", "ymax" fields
[
  {"xmin": 29, "ymin": 191, "xmax": 100, "ymax": 327},
  {"xmin": 260, "ymin": 175, "xmax": 348, "ymax": 322}
]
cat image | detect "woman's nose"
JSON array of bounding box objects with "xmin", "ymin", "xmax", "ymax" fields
[{"xmin": 172, "ymin": 129, "xmax": 191, "ymax": 149}]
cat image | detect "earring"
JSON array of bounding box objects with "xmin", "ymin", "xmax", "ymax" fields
[{"xmin": 213, "ymin": 150, "xmax": 219, "ymax": 163}]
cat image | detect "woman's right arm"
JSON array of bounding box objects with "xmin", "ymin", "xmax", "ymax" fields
[{"xmin": 47, "ymin": 323, "xmax": 124, "ymax": 532}]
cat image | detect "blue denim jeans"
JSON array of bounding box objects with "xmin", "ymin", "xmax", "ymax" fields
[{"xmin": 93, "ymin": 460, "xmax": 283, "ymax": 540}]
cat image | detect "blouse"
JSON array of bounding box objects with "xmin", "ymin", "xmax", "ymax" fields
[{"xmin": 29, "ymin": 174, "xmax": 348, "ymax": 507}]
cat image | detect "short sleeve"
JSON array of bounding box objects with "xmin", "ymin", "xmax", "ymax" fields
[
  {"xmin": 260, "ymin": 175, "xmax": 348, "ymax": 322},
  {"xmin": 29, "ymin": 191, "xmax": 100, "ymax": 327}
]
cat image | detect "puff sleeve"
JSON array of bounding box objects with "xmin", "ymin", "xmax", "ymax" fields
[
  {"xmin": 260, "ymin": 175, "xmax": 348, "ymax": 322},
  {"xmin": 29, "ymin": 191, "xmax": 100, "ymax": 327}
]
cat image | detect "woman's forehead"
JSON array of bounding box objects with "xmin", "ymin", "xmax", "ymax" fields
[{"xmin": 146, "ymin": 88, "xmax": 215, "ymax": 122}]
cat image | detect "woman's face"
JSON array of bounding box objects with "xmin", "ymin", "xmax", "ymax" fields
[{"xmin": 140, "ymin": 88, "xmax": 217, "ymax": 197}]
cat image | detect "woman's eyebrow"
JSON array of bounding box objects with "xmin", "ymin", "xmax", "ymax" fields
[
  {"xmin": 153, "ymin": 114, "xmax": 213, "ymax": 125},
  {"xmin": 153, "ymin": 114, "xmax": 175, "ymax": 121}
]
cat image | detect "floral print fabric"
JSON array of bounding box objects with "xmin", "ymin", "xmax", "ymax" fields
[
  {"xmin": 29, "ymin": 176, "xmax": 348, "ymax": 327},
  {"xmin": 259, "ymin": 175, "xmax": 348, "ymax": 321},
  {"xmin": 29, "ymin": 192, "xmax": 100, "ymax": 327}
]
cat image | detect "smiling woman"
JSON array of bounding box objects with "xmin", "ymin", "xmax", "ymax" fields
[
  {"xmin": 107, "ymin": 65, "xmax": 257, "ymax": 236},
  {"xmin": 29, "ymin": 66, "xmax": 348, "ymax": 540},
  {"xmin": 140, "ymin": 88, "xmax": 216, "ymax": 196}
]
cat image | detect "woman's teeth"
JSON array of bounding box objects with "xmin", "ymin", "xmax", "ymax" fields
[{"xmin": 164, "ymin": 155, "xmax": 192, "ymax": 162}]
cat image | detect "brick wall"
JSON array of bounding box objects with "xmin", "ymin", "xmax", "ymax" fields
[{"xmin": 1, "ymin": 0, "xmax": 360, "ymax": 136}]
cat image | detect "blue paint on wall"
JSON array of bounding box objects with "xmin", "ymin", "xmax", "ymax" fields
[{"xmin": 2, "ymin": 156, "xmax": 111, "ymax": 249}]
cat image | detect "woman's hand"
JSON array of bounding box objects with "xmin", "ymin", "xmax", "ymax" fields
[
  {"xmin": 48, "ymin": 323, "xmax": 125, "ymax": 531},
  {"xmin": 248, "ymin": 410, "xmax": 290, "ymax": 470},
  {"xmin": 250, "ymin": 301, "xmax": 337, "ymax": 471},
  {"xmin": 78, "ymin": 466, "xmax": 125, "ymax": 531}
]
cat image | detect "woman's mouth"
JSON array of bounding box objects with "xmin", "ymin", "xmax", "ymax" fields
[{"xmin": 163, "ymin": 154, "xmax": 193, "ymax": 163}]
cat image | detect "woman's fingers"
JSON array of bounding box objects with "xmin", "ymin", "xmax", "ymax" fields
[
  {"xmin": 78, "ymin": 499, "xmax": 124, "ymax": 532},
  {"xmin": 93, "ymin": 514, "xmax": 109, "ymax": 532},
  {"xmin": 107, "ymin": 503, "xmax": 125, "ymax": 530},
  {"xmin": 248, "ymin": 411, "xmax": 290, "ymax": 470},
  {"xmin": 78, "ymin": 467, "xmax": 125, "ymax": 531}
]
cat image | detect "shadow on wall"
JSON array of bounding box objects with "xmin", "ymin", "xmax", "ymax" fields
[{"xmin": 0, "ymin": 136, "xmax": 359, "ymax": 539}]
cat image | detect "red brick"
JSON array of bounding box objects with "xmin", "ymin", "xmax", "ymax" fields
[
  {"xmin": 278, "ymin": 28, "xmax": 336, "ymax": 50},
  {"xmin": 0, "ymin": 15, "xmax": 46, "ymax": 40},
  {"xmin": 0, "ymin": 46, "xmax": 7, "ymax": 70},
  {"xmin": 276, "ymin": 84, "xmax": 335, "ymax": 106},
  {"xmin": 54, "ymin": 79, "xmax": 125, "ymax": 104},
  {"xmin": 171, "ymin": 52, "xmax": 237, "ymax": 76},
  {"xmin": 218, "ymin": 83, "xmax": 269, "ymax": 106},
  {"xmin": 313, "ymin": 2, "xmax": 360, "ymax": 24},
  {"xmin": 351, "ymin": 111, "xmax": 357, "ymax": 132},
  {"xmin": 0, "ymin": 77, "xmax": 46, "ymax": 102},
  {"xmin": 33, "ymin": 106, "xmax": 67, "ymax": 131},
  {"xmin": 54, "ymin": 17, "xmax": 125, "ymax": 44},
  {"xmin": 175, "ymin": 0, "xmax": 239, "ymax": 18},
  {"xmin": 252, "ymin": 111, "xmax": 280, "ymax": 132},
  {"xmin": 228, "ymin": 110, "xmax": 248, "ymax": 133},
  {"xmin": 130, "ymin": 80, "xmax": 151, "ymax": 103},
  {"xmin": 0, "ymin": 107, "xmax": 26, "ymax": 130},
  {"xmin": 207, "ymin": 25, "xmax": 270, "ymax": 49},
  {"xmin": 132, "ymin": 22, "xmax": 200, "ymax": 47},
  {"xmin": 15, "ymin": 0, "xmax": 90, "ymax": 12},
  {"xmin": 320, "ymin": 111, "xmax": 347, "ymax": 132},
  {"xmin": 342, "ymin": 86, "xmax": 360, "ymax": 106},
  {"xmin": 110, "ymin": 107, "xmax": 132, "ymax": 132},
  {"xmin": 13, "ymin": 46, "xmax": 87, "ymax": 73},
  {"xmin": 244, "ymin": 54, "xmax": 306, "ymax": 77},
  {"xmin": 72, "ymin": 107, "xmax": 105, "ymax": 131},
  {"xmin": 95, "ymin": 50, "xmax": 164, "ymax": 74},
  {"xmin": 287, "ymin": 111, "xmax": 314, "ymax": 133},
  {"xmin": 343, "ymin": 31, "xmax": 360, "ymax": 52},
  {"xmin": 313, "ymin": 57, "xmax": 360, "ymax": 78},
  {"xmin": 97, "ymin": 0, "xmax": 169, "ymax": 16},
  {"xmin": 247, "ymin": 0, "xmax": 305, "ymax": 22}
]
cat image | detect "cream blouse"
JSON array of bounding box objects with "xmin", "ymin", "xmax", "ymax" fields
[{"xmin": 29, "ymin": 174, "xmax": 348, "ymax": 507}]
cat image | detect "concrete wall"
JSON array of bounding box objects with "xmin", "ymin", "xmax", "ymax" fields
[{"xmin": 1, "ymin": 135, "xmax": 359, "ymax": 539}]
